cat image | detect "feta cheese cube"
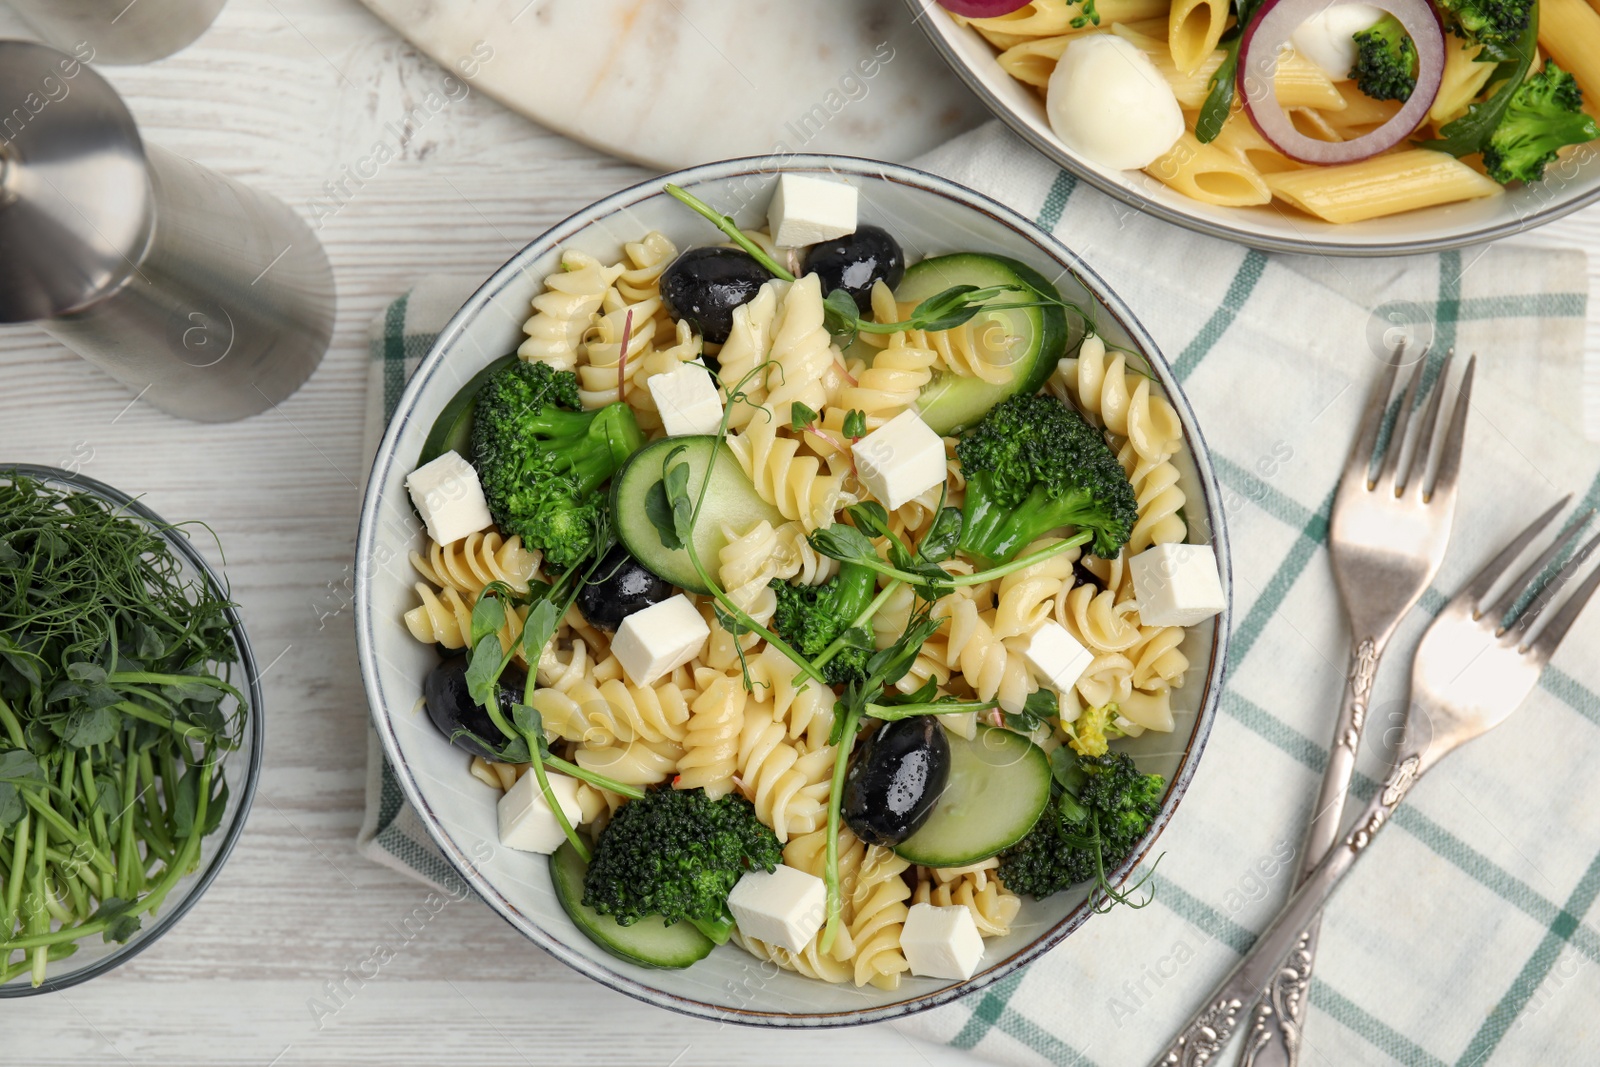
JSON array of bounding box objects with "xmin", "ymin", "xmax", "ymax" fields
[
  {"xmin": 647, "ymin": 363, "xmax": 724, "ymax": 436},
  {"xmin": 497, "ymin": 771, "xmax": 584, "ymax": 855},
  {"xmin": 766, "ymin": 174, "xmax": 857, "ymax": 248},
  {"xmin": 610, "ymin": 594, "xmax": 710, "ymax": 687},
  {"xmin": 405, "ymin": 450, "xmax": 492, "ymax": 545},
  {"xmin": 1017, "ymin": 620, "xmax": 1093, "ymax": 692},
  {"xmin": 851, "ymin": 410, "xmax": 946, "ymax": 510},
  {"xmin": 1128, "ymin": 542, "xmax": 1226, "ymax": 627},
  {"xmin": 901, "ymin": 903, "xmax": 985, "ymax": 981},
  {"xmin": 727, "ymin": 865, "xmax": 827, "ymax": 951}
]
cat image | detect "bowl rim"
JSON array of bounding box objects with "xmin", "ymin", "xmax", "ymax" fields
[
  {"xmin": 0, "ymin": 463, "xmax": 265, "ymax": 997},
  {"xmin": 354, "ymin": 154, "xmax": 1233, "ymax": 1027},
  {"xmin": 901, "ymin": 0, "xmax": 1600, "ymax": 257}
]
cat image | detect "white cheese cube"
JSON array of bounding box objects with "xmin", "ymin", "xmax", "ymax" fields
[
  {"xmin": 647, "ymin": 363, "xmax": 724, "ymax": 436},
  {"xmin": 496, "ymin": 771, "xmax": 584, "ymax": 855},
  {"xmin": 766, "ymin": 174, "xmax": 857, "ymax": 248},
  {"xmin": 901, "ymin": 902, "xmax": 985, "ymax": 981},
  {"xmin": 727, "ymin": 865, "xmax": 827, "ymax": 951},
  {"xmin": 1128, "ymin": 542, "xmax": 1226, "ymax": 627},
  {"xmin": 1017, "ymin": 620, "xmax": 1094, "ymax": 692},
  {"xmin": 851, "ymin": 410, "xmax": 947, "ymax": 511},
  {"xmin": 405, "ymin": 450, "xmax": 493, "ymax": 546},
  {"xmin": 610, "ymin": 594, "xmax": 710, "ymax": 687}
]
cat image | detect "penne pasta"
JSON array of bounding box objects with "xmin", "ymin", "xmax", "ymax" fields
[
  {"xmin": 1266, "ymin": 149, "xmax": 1502, "ymax": 223},
  {"xmin": 1288, "ymin": 106, "xmax": 1344, "ymax": 142},
  {"xmin": 997, "ymin": 34, "xmax": 1079, "ymax": 88},
  {"xmin": 1168, "ymin": 0, "xmax": 1230, "ymax": 76},
  {"xmin": 1211, "ymin": 112, "xmax": 1306, "ymax": 173},
  {"xmin": 1272, "ymin": 51, "xmax": 1349, "ymax": 111},
  {"xmin": 1430, "ymin": 37, "xmax": 1497, "ymax": 126},
  {"xmin": 1146, "ymin": 131, "xmax": 1274, "ymax": 205},
  {"xmin": 1111, "ymin": 25, "xmax": 1227, "ymax": 108},
  {"xmin": 1323, "ymin": 95, "xmax": 1403, "ymax": 139},
  {"xmin": 1540, "ymin": 0, "xmax": 1600, "ymax": 118}
]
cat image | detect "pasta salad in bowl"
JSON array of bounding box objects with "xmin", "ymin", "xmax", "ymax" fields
[
  {"xmin": 910, "ymin": 0, "xmax": 1600, "ymax": 254},
  {"xmin": 355, "ymin": 157, "xmax": 1231, "ymax": 1024}
]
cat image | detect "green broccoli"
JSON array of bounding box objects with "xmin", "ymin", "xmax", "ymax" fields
[
  {"xmin": 582, "ymin": 785, "xmax": 782, "ymax": 942},
  {"xmin": 1350, "ymin": 15, "xmax": 1417, "ymax": 102},
  {"xmin": 999, "ymin": 750, "xmax": 1165, "ymax": 900},
  {"xmin": 1437, "ymin": 0, "xmax": 1532, "ymax": 47},
  {"xmin": 471, "ymin": 360, "xmax": 644, "ymax": 570},
  {"xmin": 955, "ymin": 392, "xmax": 1138, "ymax": 564},
  {"xmin": 1481, "ymin": 62, "xmax": 1599, "ymax": 184},
  {"xmin": 769, "ymin": 561, "xmax": 877, "ymax": 685}
]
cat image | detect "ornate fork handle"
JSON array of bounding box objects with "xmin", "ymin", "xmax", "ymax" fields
[
  {"xmin": 1151, "ymin": 753, "xmax": 1423, "ymax": 1067},
  {"xmin": 1237, "ymin": 635, "xmax": 1386, "ymax": 1067}
]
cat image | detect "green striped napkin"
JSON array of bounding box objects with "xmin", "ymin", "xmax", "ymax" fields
[{"xmin": 359, "ymin": 122, "xmax": 1600, "ymax": 1065}]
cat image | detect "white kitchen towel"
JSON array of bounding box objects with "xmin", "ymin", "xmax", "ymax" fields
[{"xmin": 359, "ymin": 121, "xmax": 1600, "ymax": 1067}]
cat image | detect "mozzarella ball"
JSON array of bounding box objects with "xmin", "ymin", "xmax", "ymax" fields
[
  {"xmin": 1290, "ymin": 3, "xmax": 1387, "ymax": 81},
  {"xmin": 1046, "ymin": 36, "xmax": 1185, "ymax": 171}
]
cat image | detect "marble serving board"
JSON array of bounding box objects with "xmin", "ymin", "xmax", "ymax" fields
[{"xmin": 356, "ymin": 0, "xmax": 989, "ymax": 169}]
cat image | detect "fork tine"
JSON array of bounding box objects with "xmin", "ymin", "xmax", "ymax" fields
[
  {"xmin": 1400, "ymin": 351, "xmax": 1452, "ymax": 494},
  {"xmin": 1344, "ymin": 347, "xmax": 1404, "ymax": 486},
  {"xmin": 1526, "ymin": 536, "xmax": 1600, "ymax": 663},
  {"xmin": 1482, "ymin": 511, "xmax": 1593, "ymax": 630},
  {"xmin": 1376, "ymin": 356, "xmax": 1426, "ymax": 494},
  {"xmin": 1513, "ymin": 527, "xmax": 1600, "ymax": 641},
  {"xmin": 1426, "ymin": 355, "xmax": 1475, "ymax": 501},
  {"xmin": 1454, "ymin": 495, "xmax": 1572, "ymax": 610}
]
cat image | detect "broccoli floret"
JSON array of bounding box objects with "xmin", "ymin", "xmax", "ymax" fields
[
  {"xmin": 955, "ymin": 392, "xmax": 1138, "ymax": 564},
  {"xmin": 1061, "ymin": 701, "xmax": 1130, "ymax": 758},
  {"xmin": 471, "ymin": 360, "xmax": 644, "ymax": 570},
  {"xmin": 582, "ymin": 785, "xmax": 781, "ymax": 942},
  {"xmin": 1481, "ymin": 63, "xmax": 1600, "ymax": 184},
  {"xmin": 769, "ymin": 561, "xmax": 876, "ymax": 685},
  {"xmin": 999, "ymin": 751, "xmax": 1165, "ymax": 900},
  {"xmin": 1350, "ymin": 15, "xmax": 1417, "ymax": 102},
  {"xmin": 1437, "ymin": 0, "xmax": 1532, "ymax": 47}
]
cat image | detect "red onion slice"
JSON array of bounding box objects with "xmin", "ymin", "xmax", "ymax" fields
[
  {"xmin": 939, "ymin": 0, "xmax": 1032, "ymax": 16},
  {"xmin": 1239, "ymin": 0, "xmax": 1444, "ymax": 164}
]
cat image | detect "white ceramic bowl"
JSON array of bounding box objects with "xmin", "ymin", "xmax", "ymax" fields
[
  {"xmin": 906, "ymin": 0, "xmax": 1600, "ymax": 255},
  {"xmin": 355, "ymin": 156, "xmax": 1232, "ymax": 1026}
]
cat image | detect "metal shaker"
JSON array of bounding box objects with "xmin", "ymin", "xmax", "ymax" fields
[
  {"xmin": 0, "ymin": 40, "xmax": 334, "ymax": 422},
  {"xmin": 5, "ymin": 0, "xmax": 227, "ymax": 66}
]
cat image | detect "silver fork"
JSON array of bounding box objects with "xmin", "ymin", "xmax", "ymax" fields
[
  {"xmin": 1236, "ymin": 349, "xmax": 1475, "ymax": 1067},
  {"xmin": 1154, "ymin": 501, "xmax": 1600, "ymax": 1067}
]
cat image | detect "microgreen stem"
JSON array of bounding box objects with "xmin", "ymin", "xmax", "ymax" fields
[
  {"xmin": 0, "ymin": 696, "xmax": 24, "ymax": 748},
  {"xmin": 664, "ymin": 184, "xmax": 794, "ymax": 282},
  {"xmin": 792, "ymin": 579, "xmax": 904, "ymax": 688},
  {"xmin": 829, "ymin": 531, "xmax": 1093, "ymax": 591},
  {"xmin": 521, "ymin": 669, "xmax": 587, "ymax": 863},
  {"xmin": 864, "ymin": 699, "xmax": 996, "ymax": 721},
  {"xmin": 819, "ymin": 703, "xmax": 861, "ymax": 956}
]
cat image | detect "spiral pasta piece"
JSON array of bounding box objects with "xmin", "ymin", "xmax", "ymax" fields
[
  {"xmin": 746, "ymin": 644, "xmax": 835, "ymax": 750},
  {"xmin": 1129, "ymin": 624, "xmax": 1189, "ymax": 692},
  {"xmin": 614, "ymin": 231, "xmax": 678, "ymax": 304},
  {"xmin": 1056, "ymin": 582, "xmax": 1144, "ymax": 654},
  {"xmin": 727, "ymin": 414, "xmax": 850, "ymax": 532},
  {"xmin": 518, "ymin": 249, "xmax": 622, "ymax": 371},
  {"xmin": 764, "ymin": 274, "xmax": 843, "ymax": 421},
  {"xmin": 674, "ymin": 667, "xmax": 746, "ymax": 798},
  {"xmin": 736, "ymin": 706, "xmax": 834, "ymax": 843},
  {"xmin": 718, "ymin": 281, "xmax": 784, "ymax": 429},
  {"xmin": 410, "ymin": 531, "xmax": 541, "ymax": 598},
  {"xmin": 1120, "ymin": 440, "xmax": 1188, "ymax": 554},
  {"xmin": 403, "ymin": 583, "xmax": 526, "ymax": 651},
  {"xmin": 574, "ymin": 737, "xmax": 681, "ymax": 786},
  {"xmin": 1056, "ymin": 334, "xmax": 1184, "ymax": 461},
  {"xmin": 992, "ymin": 537, "xmax": 1079, "ymax": 639},
  {"xmin": 1074, "ymin": 651, "xmax": 1135, "ymax": 709},
  {"xmin": 848, "ymin": 845, "xmax": 913, "ymax": 989},
  {"xmin": 576, "ymin": 294, "xmax": 661, "ymax": 410},
  {"xmin": 622, "ymin": 318, "xmax": 703, "ymax": 433},
  {"xmin": 913, "ymin": 869, "xmax": 1022, "ymax": 939},
  {"xmin": 735, "ymin": 827, "xmax": 868, "ymax": 984},
  {"xmin": 934, "ymin": 596, "xmax": 1034, "ymax": 713}
]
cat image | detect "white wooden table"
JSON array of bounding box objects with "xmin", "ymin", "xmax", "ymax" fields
[{"xmin": 1, "ymin": 2, "xmax": 1596, "ymax": 1063}]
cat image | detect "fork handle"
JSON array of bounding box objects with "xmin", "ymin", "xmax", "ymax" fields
[
  {"xmin": 1235, "ymin": 634, "xmax": 1387, "ymax": 1067},
  {"xmin": 1149, "ymin": 751, "xmax": 1425, "ymax": 1067}
]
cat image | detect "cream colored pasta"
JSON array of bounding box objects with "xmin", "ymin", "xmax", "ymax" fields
[
  {"xmin": 993, "ymin": 536, "xmax": 1080, "ymax": 639},
  {"xmin": 1539, "ymin": 0, "xmax": 1600, "ymax": 116},
  {"xmin": 1121, "ymin": 440, "xmax": 1187, "ymax": 553},
  {"xmin": 518, "ymin": 249, "xmax": 622, "ymax": 371},
  {"xmin": 410, "ymin": 531, "xmax": 542, "ymax": 598},
  {"xmin": 674, "ymin": 667, "xmax": 747, "ymax": 799},
  {"xmin": 1168, "ymin": 0, "xmax": 1228, "ymax": 76},
  {"xmin": 1055, "ymin": 334, "xmax": 1184, "ymax": 461},
  {"xmin": 913, "ymin": 867, "xmax": 1023, "ymax": 938},
  {"xmin": 1147, "ymin": 131, "xmax": 1274, "ymax": 207},
  {"xmin": 934, "ymin": 596, "xmax": 1035, "ymax": 713},
  {"xmin": 716, "ymin": 280, "xmax": 784, "ymax": 430},
  {"xmin": 847, "ymin": 844, "xmax": 913, "ymax": 989},
  {"xmin": 1265, "ymin": 150, "xmax": 1502, "ymax": 224},
  {"xmin": 736, "ymin": 706, "xmax": 834, "ymax": 843}
]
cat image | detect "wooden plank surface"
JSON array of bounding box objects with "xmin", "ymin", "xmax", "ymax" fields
[{"xmin": 1, "ymin": 0, "xmax": 1596, "ymax": 1063}]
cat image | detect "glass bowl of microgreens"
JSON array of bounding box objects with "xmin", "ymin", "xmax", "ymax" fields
[
  {"xmin": 356, "ymin": 155, "xmax": 1231, "ymax": 1025},
  {"xmin": 0, "ymin": 465, "xmax": 261, "ymax": 995}
]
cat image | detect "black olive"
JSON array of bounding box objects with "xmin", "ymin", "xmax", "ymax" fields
[
  {"xmin": 576, "ymin": 543, "xmax": 675, "ymax": 632},
  {"xmin": 1072, "ymin": 561, "xmax": 1104, "ymax": 590},
  {"xmin": 423, "ymin": 655, "xmax": 524, "ymax": 760},
  {"xmin": 660, "ymin": 247, "xmax": 774, "ymax": 344},
  {"xmin": 801, "ymin": 225, "xmax": 905, "ymax": 314},
  {"xmin": 842, "ymin": 718, "xmax": 951, "ymax": 847}
]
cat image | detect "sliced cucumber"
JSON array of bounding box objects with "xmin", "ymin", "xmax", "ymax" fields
[
  {"xmin": 610, "ymin": 435, "xmax": 783, "ymax": 594},
  {"xmin": 418, "ymin": 353, "xmax": 517, "ymax": 467},
  {"xmin": 550, "ymin": 841, "xmax": 714, "ymax": 969},
  {"xmin": 903, "ymin": 253, "xmax": 1070, "ymax": 435},
  {"xmin": 893, "ymin": 724, "xmax": 1052, "ymax": 867}
]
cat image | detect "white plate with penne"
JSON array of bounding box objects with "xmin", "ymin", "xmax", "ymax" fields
[{"xmin": 909, "ymin": 0, "xmax": 1600, "ymax": 253}]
